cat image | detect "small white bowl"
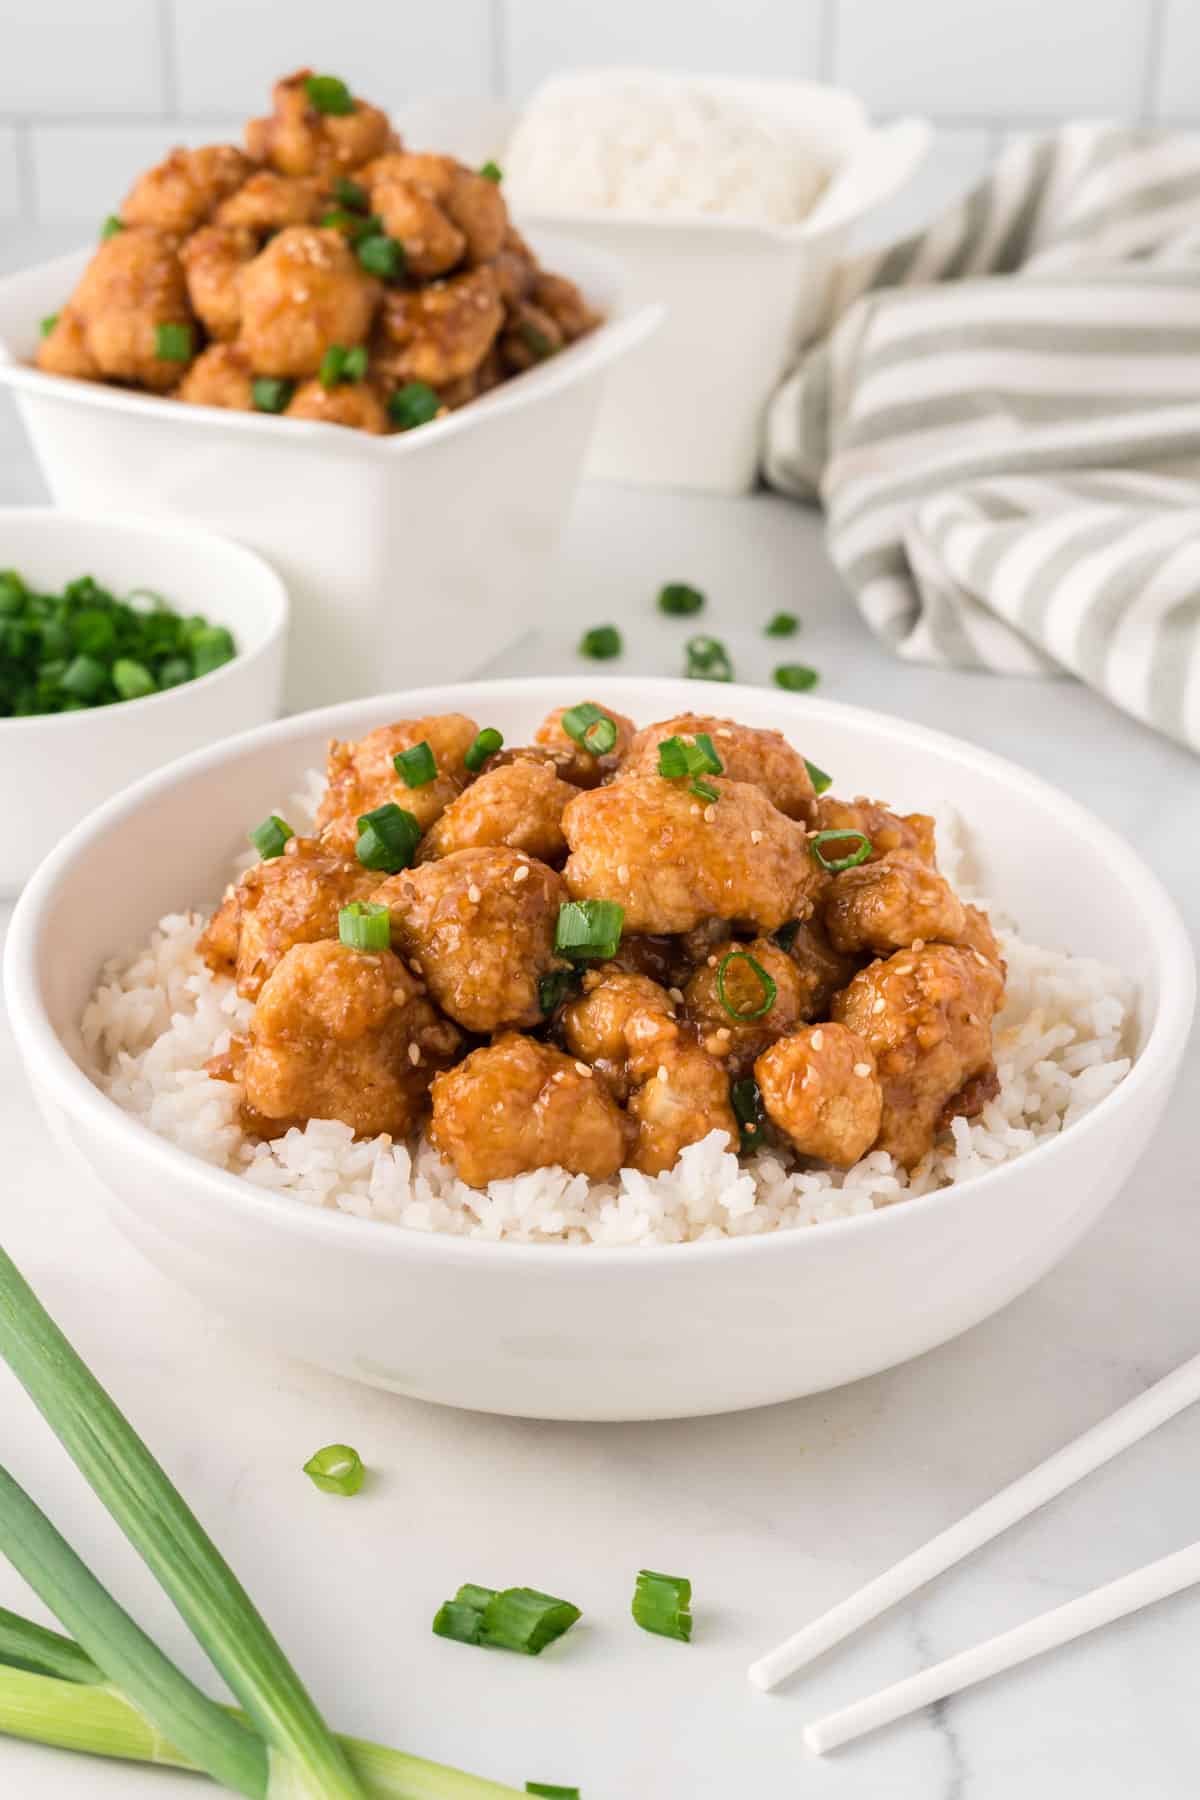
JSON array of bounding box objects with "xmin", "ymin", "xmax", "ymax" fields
[
  {"xmin": 0, "ymin": 507, "xmax": 287, "ymax": 895},
  {"xmin": 4, "ymin": 678, "xmax": 1193, "ymax": 1420},
  {"xmin": 0, "ymin": 240, "xmax": 660, "ymax": 712}
]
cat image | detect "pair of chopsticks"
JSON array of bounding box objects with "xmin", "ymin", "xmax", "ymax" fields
[{"xmin": 747, "ymin": 1350, "xmax": 1200, "ymax": 1754}]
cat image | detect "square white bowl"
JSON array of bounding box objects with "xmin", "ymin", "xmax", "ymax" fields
[{"xmin": 0, "ymin": 236, "xmax": 660, "ymax": 712}]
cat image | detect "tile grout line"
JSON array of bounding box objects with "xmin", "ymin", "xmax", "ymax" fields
[
  {"xmin": 1139, "ymin": 0, "xmax": 1168, "ymax": 122},
  {"xmin": 490, "ymin": 0, "xmax": 508, "ymax": 98},
  {"xmin": 157, "ymin": 0, "xmax": 180, "ymax": 117},
  {"xmin": 818, "ymin": 0, "xmax": 839, "ymax": 82},
  {"xmin": 12, "ymin": 120, "xmax": 35, "ymax": 224}
]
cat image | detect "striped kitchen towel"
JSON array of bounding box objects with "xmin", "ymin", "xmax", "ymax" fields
[{"xmin": 764, "ymin": 124, "xmax": 1200, "ymax": 751}]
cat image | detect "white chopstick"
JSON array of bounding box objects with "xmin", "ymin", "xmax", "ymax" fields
[
  {"xmin": 804, "ymin": 1538, "xmax": 1200, "ymax": 1754},
  {"xmin": 747, "ymin": 1349, "xmax": 1200, "ymax": 1693}
]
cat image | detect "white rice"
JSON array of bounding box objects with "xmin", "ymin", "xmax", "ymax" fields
[
  {"xmin": 79, "ymin": 803, "xmax": 1134, "ymax": 1249},
  {"xmin": 504, "ymin": 73, "xmax": 828, "ymax": 227}
]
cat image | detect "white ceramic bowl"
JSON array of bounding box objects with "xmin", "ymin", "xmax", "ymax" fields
[
  {"xmin": 0, "ymin": 507, "xmax": 287, "ymax": 896},
  {"xmin": 454, "ymin": 75, "xmax": 930, "ymax": 494},
  {"xmin": 0, "ymin": 241, "xmax": 659, "ymax": 712},
  {"xmin": 5, "ymin": 678, "xmax": 1193, "ymax": 1421}
]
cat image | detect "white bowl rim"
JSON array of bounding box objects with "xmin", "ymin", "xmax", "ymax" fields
[
  {"xmin": 6, "ymin": 676, "xmax": 1194, "ymax": 1268},
  {"xmin": 0, "ymin": 504, "xmax": 289, "ymax": 729}
]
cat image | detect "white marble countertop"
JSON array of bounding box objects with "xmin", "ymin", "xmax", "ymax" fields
[{"xmin": 1, "ymin": 229, "xmax": 1198, "ymax": 1799}]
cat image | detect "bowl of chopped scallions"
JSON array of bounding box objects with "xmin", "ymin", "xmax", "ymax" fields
[{"xmin": 0, "ymin": 508, "xmax": 287, "ymax": 893}]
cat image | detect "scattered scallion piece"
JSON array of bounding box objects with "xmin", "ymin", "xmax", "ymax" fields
[
  {"xmin": 389, "ymin": 381, "xmax": 440, "ymax": 430},
  {"xmin": 154, "ymin": 322, "xmax": 193, "ymax": 364},
  {"xmin": 357, "ymin": 233, "xmax": 406, "ymax": 279},
  {"xmin": 716, "ymin": 951, "xmax": 777, "ymax": 1021},
  {"xmin": 578, "ymin": 625, "xmax": 621, "ymax": 660},
  {"xmin": 304, "ymin": 73, "xmax": 355, "ymax": 116},
  {"xmin": 631, "ymin": 1569, "xmax": 692, "ymax": 1643},
  {"xmin": 657, "ymin": 733, "xmax": 722, "ymax": 780},
  {"xmin": 334, "ymin": 176, "xmax": 369, "ymax": 212},
  {"xmin": 393, "ymin": 741, "xmax": 437, "ymax": 787},
  {"xmin": 771, "ymin": 918, "xmax": 801, "ymax": 953},
  {"xmin": 538, "ymin": 970, "xmax": 579, "ymax": 1015},
  {"xmin": 765, "ymin": 611, "xmax": 799, "ymax": 637},
  {"xmin": 39, "ymin": 313, "xmax": 59, "ymax": 339},
  {"xmin": 319, "ymin": 345, "xmax": 348, "ymax": 389},
  {"xmin": 730, "ymin": 1076, "xmax": 763, "ymax": 1149},
  {"xmin": 519, "ymin": 321, "xmax": 556, "ymax": 360},
  {"xmin": 190, "ymin": 625, "xmax": 236, "ymax": 676},
  {"xmin": 808, "ymin": 828, "xmax": 872, "ymax": 873},
  {"xmin": 251, "ymin": 376, "xmax": 294, "ymax": 414},
  {"xmin": 690, "ymin": 778, "xmax": 719, "ymax": 803},
  {"xmin": 320, "ymin": 208, "xmax": 384, "ymax": 243},
  {"xmin": 342, "ymin": 345, "xmax": 368, "ymax": 381},
  {"xmin": 555, "ymin": 899, "xmax": 624, "ymax": 961},
  {"xmin": 355, "ymin": 804, "xmax": 420, "ymax": 874},
  {"xmin": 480, "ymin": 160, "xmax": 503, "ymax": 183},
  {"xmin": 774, "ymin": 663, "xmax": 819, "ymax": 692},
  {"xmin": 464, "ymin": 726, "xmax": 503, "ymax": 771},
  {"xmin": 804, "ymin": 757, "xmax": 833, "ymax": 795},
  {"xmin": 111, "ymin": 658, "xmax": 155, "ymax": 701},
  {"xmin": 302, "ymin": 1444, "xmax": 366, "ymax": 1497},
  {"xmin": 657, "ymin": 582, "xmax": 704, "ymax": 616},
  {"xmin": 560, "ymin": 702, "xmax": 617, "ymax": 757},
  {"xmin": 60, "ymin": 653, "xmax": 107, "ymax": 700},
  {"xmin": 248, "ymin": 815, "xmax": 294, "ymax": 861},
  {"xmin": 526, "ymin": 1785, "xmax": 580, "ymax": 1798},
  {"xmin": 338, "ymin": 902, "xmax": 391, "ymax": 952},
  {"xmin": 433, "ymin": 1584, "xmax": 581, "ymax": 1657},
  {"xmin": 685, "ymin": 634, "xmax": 734, "ymax": 683},
  {"xmin": 100, "ymin": 215, "xmax": 124, "ymax": 241}
]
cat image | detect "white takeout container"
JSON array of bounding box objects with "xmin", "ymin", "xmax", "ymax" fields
[
  {"xmin": 492, "ymin": 73, "xmax": 930, "ymax": 493},
  {"xmin": 0, "ymin": 507, "xmax": 287, "ymax": 895},
  {"xmin": 0, "ymin": 239, "xmax": 660, "ymax": 712},
  {"xmin": 5, "ymin": 678, "xmax": 1193, "ymax": 1421}
]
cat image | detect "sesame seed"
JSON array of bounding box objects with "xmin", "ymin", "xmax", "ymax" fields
[
  {"xmin": 912, "ymin": 938, "xmax": 925, "ymax": 951},
  {"xmin": 750, "ymin": 830, "xmax": 763, "ymax": 844},
  {"xmin": 512, "ymin": 864, "xmax": 530, "ymax": 884},
  {"xmin": 974, "ymin": 950, "xmax": 990, "ymax": 967},
  {"xmin": 668, "ymin": 987, "xmax": 684, "ymax": 1004},
  {"xmin": 872, "ymin": 997, "xmax": 886, "ymax": 1014},
  {"xmin": 967, "ymin": 1013, "xmax": 980, "ymax": 1027},
  {"xmin": 553, "ymin": 1070, "xmax": 566, "ymax": 1083},
  {"xmin": 574, "ymin": 1061, "xmax": 592, "ymax": 1078},
  {"xmin": 467, "ymin": 884, "xmax": 481, "ymax": 903},
  {"xmin": 617, "ymin": 864, "xmax": 630, "ymax": 884},
  {"xmin": 707, "ymin": 954, "xmax": 718, "ymax": 968},
  {"xmin": 657, "ymin": 1064, "xmax": 669, "ymax": 1083},
  {"xmin": 690, "ymin": 805, "xmax": 702, "ymax": 817},
  {"xmin": 716, "ymin": 1026, "xmax": 731, "ymax": 1041},
  {"xmin": 703, "ymin": 805, "xmax": 717, "ymax": 823},
  {"xmin": 715, "ymin": 728, "xmax": 733, "ymax": 739},
  {"xmin": 853, "ymin": 1062, "xmax": 872, "ymax": 1078},
  {"xmin": 408, "ymin": 1043, "xmax": 421, "ymax": 1066},
  {"xmin": 392, "ymin": 989, "xmax": 407, "ymax": 1005},
  {"xmin": 811, "ymin": 1029, "xmax": 824, "ymax": 1050}
]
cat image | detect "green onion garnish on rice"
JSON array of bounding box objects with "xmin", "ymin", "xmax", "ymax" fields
[
  {"xmin": 248, "ymin": 815, "xmax": 294, "ymax": 860},
  {"xmin": 355, "ymin": 804, "xmax": 420, "ymax": 873},
  {"xmin": 631, "ymin": 1570, "xmax": 692, "ymax": 1642},
  {"xmin": 302, "ymin": 1444, "xmax": 366, "ymax": 1496},
  {"xmin": 560, "ymin": 702, "xmax": 617, "ymax": 756},
  {"xmin": 338, "ymin": 902, "xmax": 391, "ymax": 952},
  {"xmin": 554, "ymin": 900, "xmax": 623, "ymax": 961},
  {"xmin": 809, "ymin": 828, "xmax": 872, "ymax": 873},
  {"xmin": 804, "ymin": 757, "xmax": 833, "ymax": 795},
  {"xmin": 432, "ymin": 1585, "xmax": 581, "ymax": 1656},
  {"xmin": 464, "ymin": 727, "xmax": 503, "ymax": 772},
  {"xmin": 716, "ymin": 951, "xmax": 777, "ymax": 1021},
  {"xmin": 657, "ymin": 734, "xmax": 722, "ymax": 781},
  {"xmin": 393, "ymin": 741, "xmax": 437, "ymax": 787}
]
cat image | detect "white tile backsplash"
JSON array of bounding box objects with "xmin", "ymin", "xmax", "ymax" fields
[
  {"xmin": 0, "ymin": 0, "xmax": 165, "ymax": 115},
  {"xmin": 503, "ymin": 0, "xmax": 825, "ymax": 97},
  {"xmin": 170, "ymin": 0, "xmax": 494, "ymax": 117},
  {"xmin": 1154, "ymin": 0, "xmax": 1200, "ymax": 122},
  {"xmin": 0, "ymin": 126, "xmax": 20, "ymax": 215},
  {"xmin": 31, "ymin": 119, "xmax": 243, "ymax": 222}
]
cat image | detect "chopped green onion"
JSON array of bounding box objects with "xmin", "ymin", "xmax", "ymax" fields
[
  {"xmin": 730, "ymin": 1076, "xmax": 763, "ymax": 1149},
  {"xmin": 526, "ymin": 1786, "xmax": 579, "ymax": 1798},
  {"xmin": 304, "ymin": 73, "xmax": 355, "ymax": 115},
  {"xmin": 355, "ymin": 804, "xmax": 421, "ymax": 873},
  {"xmin": 657, "ymin": 733, "xmax": 722, "ymax": 780},
  {"xmin": 39, "ymin": 313, "xmax": 59, "ymax": 339},
  {"xmin": 716, "ymin": 951, "xmax": 777, "ymax": 1021},
  {"xmin": 251, "ymin": 376, "xmax": 294, "ymax": 413},
  {"xmin": 334, "ymin": 175, "xmax": 368, "ymax": 212},
  {"xmin": 555, "ymin": 899, "xmax": 624, "ymax": 961},
  {"xmin": 342, "ymin": 344, "xmax": 368, "ymax": 381},
  {"xmin": 111, "ymin": 658, "xmax": 156, "ymax": 701},
  {"xmin": 632, "ymin": 1569, "xmax": 692, "ymax": 1643},
  {"xmin": 658, "ymin": 582, "xmax": 705, "ymax": 616},
  {"xmin": 337, "ymin": 901, "xmax": 391, "ymax": 952},
  {"xmin": 357, "ymin": 233, "xmax": 406, "ymax": 279},
  {"xmin": 560, "ymin": 702, "xmax": 617, "ymax": 757},
  {"xmin": 538, "ymin": 970, "xmax": 579, "ymax": 1016},
  {"xmin": 804, "ymin": 757, "xmax": 833, "ymax": 795},
  {"xmin": 320, "ymin": 208, "xmax": 378, "ymax": 240},
  {"xmin": 302, "ymin": 1444, "xmax": 365, "ymax": 1496},
  {"xmin": 578, "ymin": 625, "xmax": 622, "ymax": 660},
  {"xmin": 154, "ymin": 322, "xmax": 193, "ymax": 363},
  {"xmin": 248, "ymin": 814, "xmax": 293, "ymax": 861},
  {"xmin": 690, "ymin": 778, "xmax": 719, "ymax": 803},
  {"xmin": 774, "ymin": 663, "xmax": 819, "ymax": 692},
  {"xmin": 389, "ymin": 381, "xmax": 440, "ymax": 430},
  {"xmin": 479, "ymin": 160, "xmax": 503, "ymax": 183},
  {"xmin": 685, "ymin": 634, "xmax": 734, "ymax": 683},
  {"xmin": 59, "ymin": 654, "xmax": 106, "ymax": 700},
  {"xmin": 393, "ymin": 741, "xmax": 437, "ymax": 787},
  {"xmin": 158, "ymin": 654, "xmax": 192, "ymax": 688},
  {"xmin": 809, "ymin": 828, "xmax": 872, "ymax": 873},
  {"xmin": 319, "ymin": 345, "xmax": 347, "ymax": 389},
  {"xmin": 772, "ymin": 918, "xmax": 801, "ymax": 953},
  {"xmin": 766, "ymin": 611, "xmax": 799, "ymax": 637},
  {"xmin": 100, "ymin": 215, "xmax": 124, "ymax": 240},
  {"xmin": 464, "ymin": 726, "xmax": 503, "ymax": 771},
  {"xmin": 190, "ymin": 625, "xmax": 236, "ymax": 676},
  {"xmin": 433, "ymin": 1584, "xmax": 581, "ymax": 1657},
  {"xmin": 519, "ymin": 321, "xmax": 556, "ymax": 360}
]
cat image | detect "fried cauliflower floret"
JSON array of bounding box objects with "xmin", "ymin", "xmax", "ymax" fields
[
  {"xmin": 627, "ymin": 1035, "xmax": 739, "ymax": 1176},
  {"xmin": 529, "ymin": 270, "xmax": 599, "ymax": 342},
  {"xmin": 435, "ymin": 348, "xmax": 503, "ymax": 409},
  {"xmin": 429, "ymin": 1032, "xmax": 627, "ymax": 1188},
  {"xmin": 755, "ymin": 1025, "xmax": 883, "ymax": 1169},
  {"xmin": 121, "ymin": 143, "xmax": 252, "ymax": 236},
  {"xmin": 375, "ymin": 266, "xmax": 503, "ymax": 387},
  {"xmin": 285, "ymin": 378, "xmax": 388, "ymax": 432},
  {"xmin": 245, "ymin": 70, "xmax": 392, "ymax": 179},
  {"xmin": 175, "ymin": 343, "xmax": 255, "ymax": 410},
  {"xmin": 237, "ymin": 226, "xmax": 379, "ymax": 380},
  {"xmin": 316, "ymin": 713, "xmax": 478, "ymax": 853},
  {"xmin": 562, "ymin": 969, "xmax": 678, "ymax": 1100},
  {"xmin": 682, "ymin": 936, "xmax": 814, "ymax": 1076},
  {"xmin": 60, "ymin": 228, "xmax": 194, "ymax": 391},
  {"xmin": 373, "ymin": 848, "xmax": 567, "ymax": 1034},
  {"xmin": 500, "ymin": 297, "xmax": 564, "ymax": 372},
  {"xmin": 419, "ymin": 759, "xmax": 576, "ymax": 865},
  {"xmin": 243, "ymin": 939, "xmax": 461, "ymax": 1140},
  {"xmin": 777, "ymin": 917, "xmax": 864, "ymax": 1019},
  {"xmin": 563, "ymin": 776, "xmax": 821, "ymax": 936},
  {"xmin": 363, "ymin": 152, "xmax": 509, "ymax": 265},
  {"xmin": 832, "ymin": 944, "xmax": 1004, "ymax": 1169},
  {"xmin": 199, "ymin": 835, "xmax": 377, "ymax": 1000},
  {"xmin": 180, "ymin": 225, "xmax": 256, "ymax": 341},
  {"xmin": 367, "ymin": 173, "xmax": 466, "ymax": 279},
  {"xmin": 534, "ymin": 702, "xmax": 635, "ymax": 788},
  {"xmin": 620, "ymin": 715, "xmax": 818, "ymax": 823},
  {"xmin": 214, "ymin": 170, "xmax": 325, "ymax": 234},
  {"xmin": 36, "ymin": 310, "xmax": 98, "ymax": 380},
  {"xmin": 959, "ymin": 903, "xmax": 1006, "ymax": 976},
  {"xmin": 816, "ymin": 795, "xmax": 937, "ymax": 866},
  {"xmin": 492, "ymin": 227, "xmax": 537, "ymax": 305},
  {"xmin": 823, "ymin": 851, "xmax": 967, "ymax": 956}
]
